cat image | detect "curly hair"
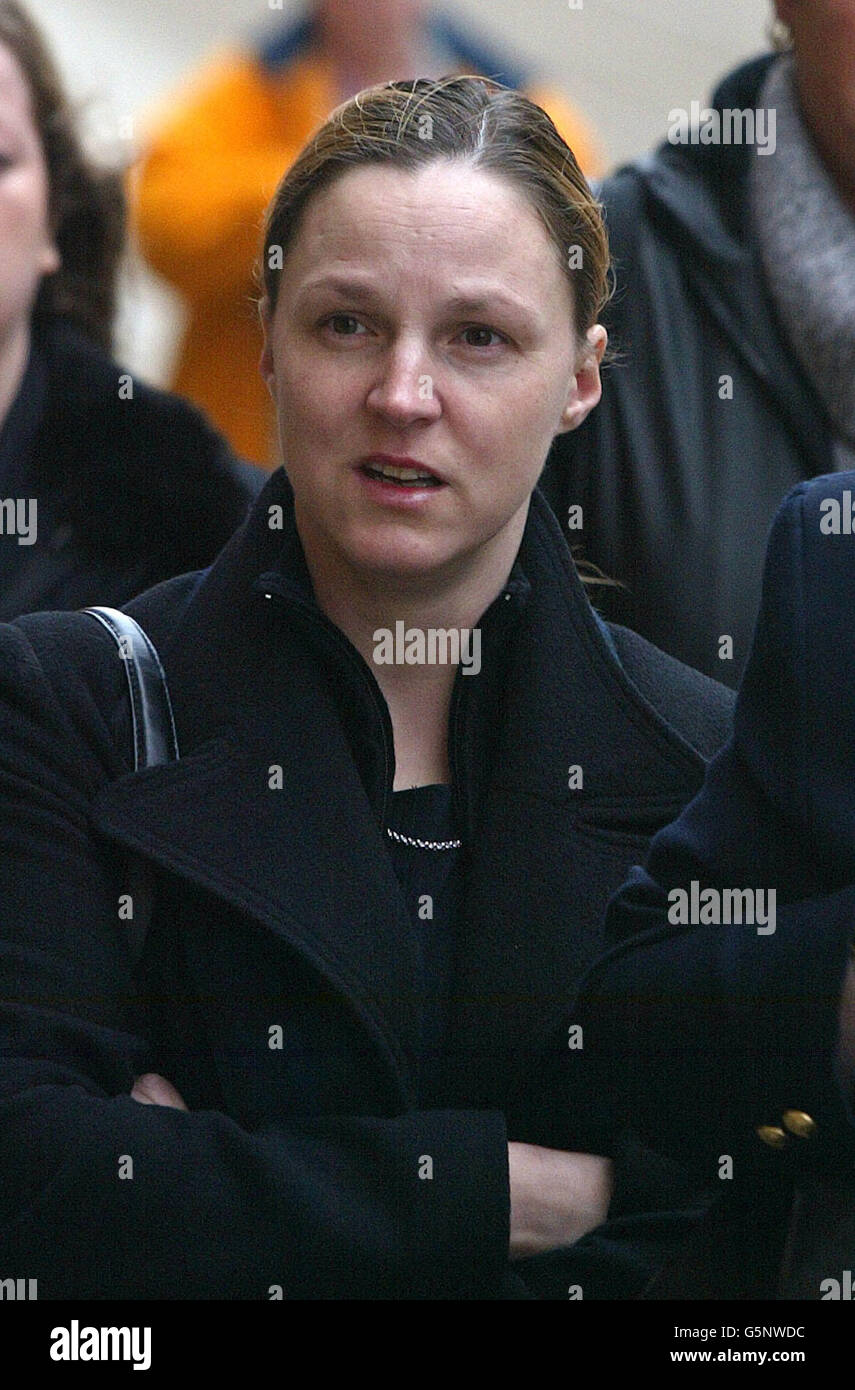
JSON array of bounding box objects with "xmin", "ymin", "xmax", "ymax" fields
[{"xmin": 0, "ymin": 0, "xmax": 125, "ymax": 350}]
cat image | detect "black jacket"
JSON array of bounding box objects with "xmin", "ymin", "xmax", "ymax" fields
[
  {"xmin": 558, "ymin": 473, "xmax": 855, "ymax": 1296},
  {"xmin": 0, "ymin": 320, "xmax": 264, "ymax": 619},
  {"xmin": 0, "ymin": 469, "xmax": 734, "ymax": 1299},
  {"xmin": 540, "ymin": 54, "xmax": 834, "ymax": 686}
]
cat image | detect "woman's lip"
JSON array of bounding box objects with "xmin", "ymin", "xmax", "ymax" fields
[
  {"xmin": 356, "ymin": 454, "xmax": 444, "ymax": 482},
  {"xmin": 355, "ymin": 468, "xmax": 447, "ymax": 506}
]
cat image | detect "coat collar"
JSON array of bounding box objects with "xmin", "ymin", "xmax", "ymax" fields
[
  {"xmin": 92, "ymin": 469, "xmax": 710, "ymax": 1103},
  {"xmin": 248, "ymin": 485, "xmax": 533, "ymax": 842}
]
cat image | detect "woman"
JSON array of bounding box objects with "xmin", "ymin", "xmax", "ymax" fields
[
  {"xmin": 0, "ymin": 1, "xmax": 261, "ymax": 621},
  {"xmin": 0, "ymin": 74, "xmax": 734, "ymax": 1299}
]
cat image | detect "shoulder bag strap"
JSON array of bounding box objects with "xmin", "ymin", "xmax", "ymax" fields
[
  {"xmin": 83, "ymin": 606, "xmax": 179, "ymax": 768},
  {"xmin": 82, "ymin": 605, "xmax": 179, "ymax": 965}
]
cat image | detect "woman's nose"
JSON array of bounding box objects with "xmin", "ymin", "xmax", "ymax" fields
[{"xmin": 365, "ymin": 341, "xmax": 442, "ymax": 424}]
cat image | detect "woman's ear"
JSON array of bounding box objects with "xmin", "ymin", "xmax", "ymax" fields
[
  {"xmin": 258, "ymin": 297, "xmax": 276, "ymax": 399},
  {"xmin": 557, "ymin": 324, "xmax": 607, "ymax": 434}
]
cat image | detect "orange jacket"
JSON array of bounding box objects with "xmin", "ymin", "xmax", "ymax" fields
[{"xmin": 134, "ymin": 40, "xmax": 603, "ymax": 466}]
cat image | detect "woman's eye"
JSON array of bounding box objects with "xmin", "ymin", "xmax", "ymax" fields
[
  {"xmin": 323, "ymin": 313, "xmax": 366, "ymax": 337},
  {"xmin": 459, "ymin": 325, "xmax": 506, "ymax": 349},
  {"xmin": 318, "ymin": 316, "xmax": 506, "ymax": 350}
]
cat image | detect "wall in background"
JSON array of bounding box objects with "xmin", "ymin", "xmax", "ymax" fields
[{"xmin": 22, "ymin": 0, "xmax": 773, "ymax": 380}]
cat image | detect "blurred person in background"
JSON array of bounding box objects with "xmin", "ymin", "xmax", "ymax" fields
[
  {"xmin": 0, "ymin": 1, "xmax": 263, "ymax": 620},
  {"xmin": 133, "ymin": 0, "xmax": 603, "ymax": 467},
  {"xmin": 541, "ymin": 0, "xmax": 855, "ymax": 687}
]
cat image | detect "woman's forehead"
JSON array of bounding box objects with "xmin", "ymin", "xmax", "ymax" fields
[
  {"xmin": 280, "ymin": 162, "xmax": 559, "ymax": 288},
  {"xmin": 303, "ymin": 159, "xmax": 532, "ymax": 225}
]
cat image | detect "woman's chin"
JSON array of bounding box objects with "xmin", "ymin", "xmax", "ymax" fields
[{"xmin": 344, "ymin": 533, "xmax": 466, "ymax": 587}]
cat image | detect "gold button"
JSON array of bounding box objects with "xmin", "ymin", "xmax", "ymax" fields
[
  {"xmin": 756, "ymin": 1125, "xmax": 788, "ymax": 1148},
  {"xmin": 782, "ymin": 1109, "xmax": 816, "ymax": 1139}
]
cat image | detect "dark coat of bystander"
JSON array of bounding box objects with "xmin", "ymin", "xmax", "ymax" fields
[
  {"xmin": 540, "ymin": 55, "xmax": 834, "ymax": 687},
  {"xmin": 0, "ymin": 319, "xmax": 264, "ymax": 618},
  {"xmin": 558, "ymin": 472, "xmax": 855, "ymax": 1297}
]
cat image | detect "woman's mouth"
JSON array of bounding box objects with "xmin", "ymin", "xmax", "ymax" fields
[
  {"xmin": 358, "ymin": 461, "xmax": 443, "ymax": 488},
  {"xmin": 355, "ymin": 455, "xmax": 448, "ymax": 504}
]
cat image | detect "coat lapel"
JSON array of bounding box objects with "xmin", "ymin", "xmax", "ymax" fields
[
  {"xmin": 91, "ymin": 471, "xmax": 423, "ymax": 1101},
  {"xmin": 442, "ymin": 496, "xmax": 714, "ymax": 1108}
]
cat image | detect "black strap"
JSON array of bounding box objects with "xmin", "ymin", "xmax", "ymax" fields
[
  {"xmin": 82, "ymin": 606, "xmax": 179, "ymax": 965},
  {"xmin": 83, "ymin": 606, "xmax": 178, "ymax": 769}
]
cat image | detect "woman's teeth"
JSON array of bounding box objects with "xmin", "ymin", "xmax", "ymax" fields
[{"xmin": 363, "ymin": 464, "xmax": 440, "ymax": 486}]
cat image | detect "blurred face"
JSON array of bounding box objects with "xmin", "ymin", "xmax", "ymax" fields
[
  {"xmin": 0, "ymin": 42, "xmax": 60, "ymax": 346},
  {"xmin": 260, "ymin": 160, "xmax": 604, "ymax": 591},
  {"xmin": 775, "ymin": 0, "xmax": 855, "ymax": 198},
  {"xmin": 316, "ymin": 0, "xmax": 424, "ymax": 51}
]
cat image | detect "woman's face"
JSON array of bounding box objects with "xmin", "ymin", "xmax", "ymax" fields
[
  {"xmin": 261, "ymin": 160, "xmax": 604, "ymax": 589},
  {"xmin": 0, "ymin": 42, "xmax": 60, "ymax": 345}
]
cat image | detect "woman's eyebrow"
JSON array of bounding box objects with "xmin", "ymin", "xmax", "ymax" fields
[
  {"xmin": 296, "ymin": 276, "xmax": 384, "ymax": 306},
  {"xmin": 443, "ymin": 291, "xmax": 536, "ymax": 322},
  {"xmin": 296, "ymin": 275, "xmax": 539, "ymax": 323}
]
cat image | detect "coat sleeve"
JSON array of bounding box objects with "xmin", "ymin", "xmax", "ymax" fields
[
  {"xmin": 542, "ymin": 479, "xmax": 855, "ymax": 1183},
  {"xmin": 0, "ymin": 618, "xmax": 509, "ymax": 1299}
]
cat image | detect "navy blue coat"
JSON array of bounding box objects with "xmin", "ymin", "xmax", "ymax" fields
[
  {"xmin": 0, "ymin": 469, "xmax": 733, "ymax": 1299},
  {"xmin": 555, "ymin": 472, "xmax": 855, "ymax": 1294}
]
